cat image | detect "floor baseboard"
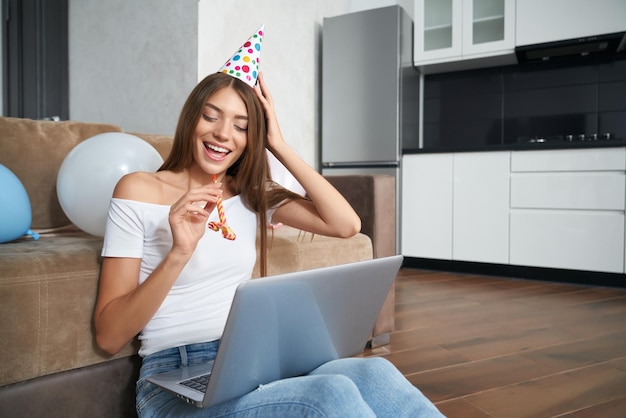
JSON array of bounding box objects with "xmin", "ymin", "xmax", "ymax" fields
[{"xmin": 402, "ymin": 257, "xmax": 626, "ymax": 289}]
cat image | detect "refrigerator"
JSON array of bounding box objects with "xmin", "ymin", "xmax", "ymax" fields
[{"xmin": 321, "ymin": 5, "xmax": 420, "ymax": 254}]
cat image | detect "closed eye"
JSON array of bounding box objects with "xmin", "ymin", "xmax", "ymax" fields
[{"xmin": 203, "ymin": 114, "xmax": 247, "ymax": 132}]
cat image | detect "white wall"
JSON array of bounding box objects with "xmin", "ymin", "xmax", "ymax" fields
[
  {"xmin": 196, "ymin": 0, "xmax": 409, "ymax": 167},
  {"xmin": 69, "ymin": 0, "xmax": 198, "ymax": 135},
  {"xmin": 197, "ymin": 1, "xmax": 352, "ymax": 167},
  {"xmin": 67, "ymin": 0, "xmax": 407, "ymax": 166}
]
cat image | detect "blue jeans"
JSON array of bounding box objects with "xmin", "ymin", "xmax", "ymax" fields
[{"xmin": 137, "ymin": 341, "xmax": 444, "ymax": 417}]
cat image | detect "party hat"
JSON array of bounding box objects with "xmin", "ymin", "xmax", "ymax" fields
[{"xmin": 218, "ymin": 24, "xmax": 264, "ymax": 87}]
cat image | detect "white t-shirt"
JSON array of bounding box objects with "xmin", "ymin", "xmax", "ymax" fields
[{"xmin": 101, "ymin": 196, "xmax": 258, "ymax": 356}]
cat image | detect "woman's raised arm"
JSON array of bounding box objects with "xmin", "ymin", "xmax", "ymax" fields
[{"xmin": 254, "ymin": 73, "xmax": 361, "ymax": 238}]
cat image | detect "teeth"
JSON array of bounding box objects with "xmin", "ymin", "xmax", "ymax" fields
[{"xmin": 207, "ymin": 143, "xmax": 229, "ymax": 153}]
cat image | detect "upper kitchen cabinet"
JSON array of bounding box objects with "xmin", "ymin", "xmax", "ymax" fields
[
  {"xmin": 414, "ymin": 0, "xmax": 462, "ymax": 63},
  {"xmin": 516, "ymin": 0, "xmax": 626, "ymax": 47},
  {"xmin": 414, "ymin": 0, "xmax": 516, "ymax": 73}
]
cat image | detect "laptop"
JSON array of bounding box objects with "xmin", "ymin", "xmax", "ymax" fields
[{"xmin": 147, "ymin": 255, "xmax": 403, "ymax": 408}]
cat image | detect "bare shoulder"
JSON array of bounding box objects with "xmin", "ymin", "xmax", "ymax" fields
[{"xmin": 112, "ymin": 171, "xmax": 163, "ymax": 203}]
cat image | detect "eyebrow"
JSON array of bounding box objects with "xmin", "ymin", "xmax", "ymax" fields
[{"xmin": 205, "ymin": 102, "xmax": 248, "ymax": 121}]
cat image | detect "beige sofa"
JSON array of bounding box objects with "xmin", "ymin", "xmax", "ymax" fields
[{"xmin": 0, "ymin": 117, "xmax": 396, "ymax": 417}]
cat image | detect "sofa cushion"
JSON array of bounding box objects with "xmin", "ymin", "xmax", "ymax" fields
[
  {"xmin": 252, "ymin": 226, "xmax": 373, "ymax": 278},
  {"xmin": 0, "ymin": 226, "xmax": 372, "ymax": 387},
  {"xmin": 0, "ymin": 117, "xmax": 123, "ymax": 229},
  {"xmin": 0, "ymin": 231, "xmax": 138, "ymax": 387}
]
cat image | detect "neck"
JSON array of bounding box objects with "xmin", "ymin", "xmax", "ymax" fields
[{"xmin": 186, "ymin": 165, "xmax": 224, "ymax": 188}]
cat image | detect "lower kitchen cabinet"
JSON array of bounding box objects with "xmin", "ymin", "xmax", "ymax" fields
[
  {"xmin": 403, "ymin": 147, "xmax": 626, "ymax": 274},
  {"xmin": 453, "ymin": 152, "xmax": 510, "ymax": 263},
  {"xmin": 402, "ymin": 154, "xmax": 453, "ymax": 259},
  {"xmin": 401, "ymin": 152, "xmax": 509, "ymax": 262},
  {"xmin": 509, "ymin": 148, "xmax": 626, "ymax": 274},
  {"xmin": 510, "ymin": 210, "xmax": 624, "ymax": 273},
  {"xmin": 510, "ymin": 172, "xmax": 625, "ymax": 211}
]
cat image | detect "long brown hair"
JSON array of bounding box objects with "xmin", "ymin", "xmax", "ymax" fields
[{"xmin": 160, "ymin": 72, "xmax": 303, "ymax": 276}]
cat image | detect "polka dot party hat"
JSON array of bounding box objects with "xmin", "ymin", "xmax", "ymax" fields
[{"xmin": 218, "ymin": 24, "xmax": 264, "ymax": 87}]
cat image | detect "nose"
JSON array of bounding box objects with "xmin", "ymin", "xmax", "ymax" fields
[{"xmin": 213, "ymin": 119, "xmax": 233, "ymax": 141}]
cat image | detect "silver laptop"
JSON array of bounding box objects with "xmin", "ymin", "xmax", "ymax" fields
[{"xmin": 147, "ymin": 255, "xmax": 403, "ymax": 408}]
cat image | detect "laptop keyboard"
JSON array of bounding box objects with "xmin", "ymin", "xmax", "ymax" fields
[{"xmin": 180, "ymin": 374, "xmax": 210, "ymax": 393}]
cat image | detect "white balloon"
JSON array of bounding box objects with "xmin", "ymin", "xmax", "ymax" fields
[
  {"xmin": 57, "ymin": 132, "xmax": 163, "ymax": 236},
  {"xmin": 267, "ymin": 150, "xmax": 305, "ymax": 196}
]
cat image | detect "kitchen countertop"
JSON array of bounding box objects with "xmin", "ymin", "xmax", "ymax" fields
[{"xmin": 403, "ymin": 139, "xmax": 626, "ymax": 154}]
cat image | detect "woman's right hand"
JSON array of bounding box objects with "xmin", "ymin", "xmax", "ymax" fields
[{"xmin": 168, "ymin": 183, "xmax": 222, "ymax": 256}]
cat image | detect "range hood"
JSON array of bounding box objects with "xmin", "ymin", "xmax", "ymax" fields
[{"xmin": 515, "ymin": 31, "xmax": 626, "ymax": 64}]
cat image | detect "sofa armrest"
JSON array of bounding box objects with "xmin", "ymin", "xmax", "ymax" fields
[
  {"xmin": 325, "ymin": 174, "xmax": 396, "ymax": 342},
  {"xmin": 324, "ymin": 174, "xmax": 396, "ymax": 258}
]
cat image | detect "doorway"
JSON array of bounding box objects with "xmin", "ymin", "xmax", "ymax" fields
[{"xmin": 2, "ymin": 0, "xmax": 68, "ymax": 120}]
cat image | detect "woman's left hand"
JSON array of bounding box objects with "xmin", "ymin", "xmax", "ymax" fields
[{"xmin": 254, "ymin": 72, "xmax": 285, "ymax": 152}]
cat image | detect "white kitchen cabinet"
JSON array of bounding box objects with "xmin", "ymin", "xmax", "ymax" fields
[
  {"xmin": 401, "ymin": 154, "xmax": 453, "ymax": 259},
  {"xmin": 401, "ymin": 152, "xmax": 510, "ymax": 263},
  {"xmin": 403, "ymin": 148, "xmax": 626, "ymax": 274},
  {"xmin": 510, "ymin": 211, "xmax": 624, "ymax": 273},
  {"xmin": 414, "ymin": 0, "xmax": 515, "ymax": 72},
  {"xmin": 511, "ymin": 148, "xmax": 626, "ymax": 172},
  {"xmin": 414, "ymin": 0, "xmax": 462, "ymax": 62},
  {"xmin": 516, "ymin": 0, "xmax": 626, "ymax": 47},
  {"xmin": 453, "ymin": 152, "xmax": 510, "ymax": 264},
  {"xmin": 509, "ymin": 148, "xmax": 626, "ymax": 273},
  {"xmin": 462, "ymin": 0, "xmax": 515, "ymax": 56},
  {"xmin": 511, "ymin": 173, "xmax": 625, "ymax": 211}
]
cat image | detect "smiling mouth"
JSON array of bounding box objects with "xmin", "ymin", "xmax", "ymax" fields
[{"xmin": 205, "ymin": 142, "xmax": 231, "ymax": 156}]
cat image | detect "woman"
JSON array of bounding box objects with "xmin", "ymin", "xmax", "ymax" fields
[{"xmin": 93, "ymin": 70, "xmax": 443, "ymax": 417}]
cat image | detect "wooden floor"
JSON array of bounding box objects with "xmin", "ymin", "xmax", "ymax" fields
[{"xmin": 361, "ymin": 268, "xmax": 626, "ymax": 418}]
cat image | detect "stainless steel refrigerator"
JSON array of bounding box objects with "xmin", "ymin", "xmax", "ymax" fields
[{"xmin": 321, "ymin": 5, "xmax": 419, "ymax": 254}]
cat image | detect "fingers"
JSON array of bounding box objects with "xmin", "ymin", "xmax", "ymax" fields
[
  {"xmin": 254, "ymin": 72, "xmax": 274, "ymax": 106},
  {"xmin": 182, "ymin": 202, "xmax": 210, "ymax": 218},
  {"xmin": 170, "ymin": 184, "xmax": 223, "ymax": 219},
  {"xmin": 254, "ymin": 72, "xmax": 289, "ymax": 156},
  {"xmin": 254, "ymin": 72, "xmax": 283, "ymax": 142}
]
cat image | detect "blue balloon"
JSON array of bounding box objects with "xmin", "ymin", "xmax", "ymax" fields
[{"xmin": 0, "ymin": 164, "xmax": 39, "ymax": 243}]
